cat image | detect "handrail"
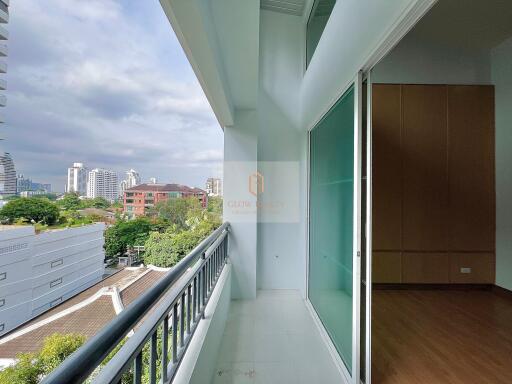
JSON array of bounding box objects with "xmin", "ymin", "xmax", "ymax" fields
[{"xmin": 41, "ymin": 222, "xmax": 230, "ymax": 384}]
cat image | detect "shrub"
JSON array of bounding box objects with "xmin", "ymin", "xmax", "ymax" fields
[
  {"xmin": 143, "ymin": 218, "xmax": 220, "ymax": 268},
  {"xmin": 0, "ymin": 333, "xmax": 85, "ymax": 384}
]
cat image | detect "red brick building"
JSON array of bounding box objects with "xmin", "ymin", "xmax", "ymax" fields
[{"xmin": 123, "ymin": 183, "xmax": 208, "ymax": 217}]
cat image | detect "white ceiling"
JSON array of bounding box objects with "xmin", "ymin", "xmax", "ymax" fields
[
  {"xmin": 412, "ymin": 0, "xmax": 512, "ymax": 50},
  {"xmin": 260, "ymin": 0, "xmax": 307, "ymax": 16}
]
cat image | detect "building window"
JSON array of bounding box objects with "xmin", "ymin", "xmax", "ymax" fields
[{"xmin": 306, "ymin": 0, "xmax": 336, "ymax": 68}]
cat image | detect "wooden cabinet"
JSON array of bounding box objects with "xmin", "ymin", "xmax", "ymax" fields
[
  {"xmin": 372, "ymin": 85, "xmax": 402, "ymax": 250},
  {"xmin": 402, "ymin": 85, "xmax": 448, "ymax": 251},
  {"xmin": 447, "ymin": 86, "xmax": 495, "ymax": 251},
  {"xmin": 372, "ymin": 252, "xmax": 401, "ymax": 283},
  {"xmin": 449, "ymin": 253, "xmax": 495, "ymax": 284},
  {"xmin": 402, "ymin": 253, "xmax": 450, "ymax": 284},
  {"xmin": 372, "ymin": 84, "xmax": 495, "ymax": 284}
]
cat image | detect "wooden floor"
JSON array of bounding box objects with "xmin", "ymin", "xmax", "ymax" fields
[{"xmin": 372, "ymin": 289, "xmax": 512, "ymax": 384}]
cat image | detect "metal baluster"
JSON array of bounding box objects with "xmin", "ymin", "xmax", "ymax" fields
[
  {"xmin": 150, "ymin": 331, "xmax": 157, "ymax": 384},
  {"xmin": 202, "ymin": 264, "xmax": 206, "ymax": 306},
  {"xmin": 180, "ymin": 292, "xmax": 185, "ymax": 348},
  {"xmin": 172, "ymin": 303, "xmax": 178, "ymax": 364},
  {"xmin": 162, "ymin": 316, "xmax": 169, "ymax": 383},
  {"xmin": 217, "ymin": 247, "xmax": 220, "ymax": 274},
  {"xmin": 208, "ymin": 256, "xmax": 212, "ymax": 289},
  {"xmin": 225, "ymin": 235, "xmax": 228, "ymax": 262},
  {"xmin": 134, "ymin": 351, "xmax": 143, "ymax": 384},
  {"xmin": 193, "ymin": 276, "xmax": 198, "ymax": 322},
  {"xmin": 215, "ymin": 248, "xmax": 219, "ymax": 276},
  {"xmin": 213, "ymin": 248, "xmax": 216, "ymax": 278},
  {"xmin": 202, "ymin": 265, "xmax": 206, "ymax": 319},
  {"xmin": 187, "ymin": 284, "xmax": 192, "ymax": 335}
]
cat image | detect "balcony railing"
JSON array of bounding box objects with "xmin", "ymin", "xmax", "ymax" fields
[{"xmin": 41, "ymin": 222, "xmax": 230, "ymax": 384}]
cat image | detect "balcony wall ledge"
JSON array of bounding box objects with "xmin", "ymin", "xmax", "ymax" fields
[{"xmin": 172, "ymin": 262, "xmax": 232, "ymax": 384}]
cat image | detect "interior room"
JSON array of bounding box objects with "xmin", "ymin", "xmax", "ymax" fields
[{"xmin": 371, "ymin": 1, "xmax": 512, "ymax": 383}]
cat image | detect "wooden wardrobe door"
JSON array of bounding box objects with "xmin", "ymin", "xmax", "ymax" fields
[
  {"xmin": 372, "ymin": 84, "xmax": 402, "ymax": 250},
  {"xmin": 447, "ymin": 85, "xmax": 495, "ymax": 252},
  {"xmin": 402, "ymin": 85, "xmax": 448, "ymax": 251}
]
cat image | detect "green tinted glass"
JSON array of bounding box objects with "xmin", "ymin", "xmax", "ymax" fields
[{"xmin": 309, "ymin": 86, "xmax": 354, "ymax": 372}]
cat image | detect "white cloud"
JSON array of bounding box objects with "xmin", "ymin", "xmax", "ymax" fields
[{"xmin": 4, "ymin": 0, "xmax": 223, "ymax": 191}]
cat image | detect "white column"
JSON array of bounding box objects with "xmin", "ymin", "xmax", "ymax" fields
[{"xmin": 223, "ymin": 109, "xmax": 258, "ymax": 299}]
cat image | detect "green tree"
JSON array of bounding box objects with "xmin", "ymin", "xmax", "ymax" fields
[
  {"xmin": 33, "ymin": 193, "xmax": 58, "ymax": 201},
  {"xmin": 0, "ymin": 333, "xmax": 85, "ymax": 384},
  {"xmin": 58, "ymin": 193, "xmax": 82, "ymax": 211},
  {"xmin": 104, "ymin": 217, "xmax": 161, "ymax": 258},
  {"xmin": 151, "ymin": 197, "xmax": 202, "ymax": 230},
  {"xmin": 80, "ymin": 197, "xmax": 111, "ymax": 209},
  {"xmin": 207, "ymin": 196, "xmax": 223, "ymax": 218},
  {"xmin": 0, "ymin": 198, "xmax": 60, "ymax": 225}
]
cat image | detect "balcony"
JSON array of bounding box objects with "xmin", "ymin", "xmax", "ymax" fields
[
  {"xmin": 210, "ymin": 290, "xmax": 343, "ymax": 384},
  {"xmin": 41, "ymin": 224, "xmax": 345, "ymax": 384}
]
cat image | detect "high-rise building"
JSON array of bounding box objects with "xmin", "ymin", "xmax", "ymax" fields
[
  {"xmin": 67, "ymin": 162, "xmax": 88, "ymax": 196},
  {"xmin": 17, "ymin": 175, "xmax": 52, "ymax": 194},
  {"xmin": 87, "ymin": 168, "xmax": 119, "ymax": 202},
  {"xmin": 0, "ymin": 152, "xmax": 16, "ymax": 196},
  {"xmin": 149, "ymin": 177, "xmax": 157, "ymax": 184},
  {"xmin": 120, "ymin": 169, "xmax": 141, "ymax": 195},
  {"xmin": 16, "ymin": 174, "xmax": 32, "ymax": 193},
  {"xmin": 205, "ymin": 177, "xmax": 222, "ymax": 197},
  {"xmin": 0, "ymin": 0, "xmax": 9, "ymax": 124}
]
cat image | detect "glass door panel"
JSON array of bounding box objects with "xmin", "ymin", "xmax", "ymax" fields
[{"xmin": 309, "ymin": 85, "xmax": 355, "ymax": 373}]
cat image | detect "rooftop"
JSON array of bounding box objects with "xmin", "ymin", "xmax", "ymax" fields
[
  {"xmin": 126, "ymin": 183, "xmax": 205, "ymax": 194},
  {"xmin": 0, "ymin": 266, "xmax": 169, "ymax": 359}
]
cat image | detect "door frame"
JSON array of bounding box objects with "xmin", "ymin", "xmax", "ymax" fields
[
  {"xmin": 304, "ymin": 2, "xmax": 436, "ymax": 383},
  {"xmin": 305, "ymin": 72, "xmax": 364, "ymax": 384}
]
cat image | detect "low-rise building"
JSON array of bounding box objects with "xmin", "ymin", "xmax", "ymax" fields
[
  {"xmin": 0, "ymin": 265, "xmax": 168, "ymax": 365},
  {"xmin": 123, "ymin": 183, "xmax": 207, "ymax": 216},
  {"xmin": 19, "ymin": 190, "xmax": 47, "ymax": 198},
  {"xmin": 0, "ymin": 223, "xmax": 106, "ymax": 336}
]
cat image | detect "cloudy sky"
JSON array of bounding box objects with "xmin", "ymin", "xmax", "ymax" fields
[{"xmin": 4, "ymin": 0, "xmax": 223, "ymax": 192}]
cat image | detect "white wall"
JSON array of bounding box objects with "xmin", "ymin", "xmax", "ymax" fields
[
  {"xmin": 301, "ymin": 0, "xmax": 426, "ymax": 131},
  {"xmin": 257, "ymin": 10, "xmax": 307, "ymax": 297},
  {"xmin": 0, "ymin": 223, "xmax": 105, "ymax": 335},
  {"xmin": 373, "ymin": 33, "xmax": 491, "ymax": 84},
  {"xmin": 492, "ymin": 36, "xmax": 512, "ymax": 291}
]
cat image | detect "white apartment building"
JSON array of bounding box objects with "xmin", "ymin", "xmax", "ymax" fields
[
  {"xmin": 87, "ymin": 168, "xmax": 119, "ymax": 202},
  {"xmin": 205, "ymin": 177, "xmax": 222, "ymax": 197},
  {"xmin": 0, "ymin": 223, "xmax": 106, "ymax": 336},
  {"xmin": 66, "ymin": 162, "xmax": 88, "ymax": 196},
  {"xmin": 119, "ymin": 169, "xmax": 141, "ymax": 195}
]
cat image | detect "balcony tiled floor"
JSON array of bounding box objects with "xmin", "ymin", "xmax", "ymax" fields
[{"xmin": 213, "ymin": 290, "xmax": 346, "ymax": 384}]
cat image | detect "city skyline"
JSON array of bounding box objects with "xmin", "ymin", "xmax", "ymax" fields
[{"xmin": 2, "ymin": 0, "xmax": 223, "ymax": 193}]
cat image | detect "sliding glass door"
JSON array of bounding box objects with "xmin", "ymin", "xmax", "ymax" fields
[{"xmin": 309, "ymin": 73, "xmax": 369, "ymax": 384}]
